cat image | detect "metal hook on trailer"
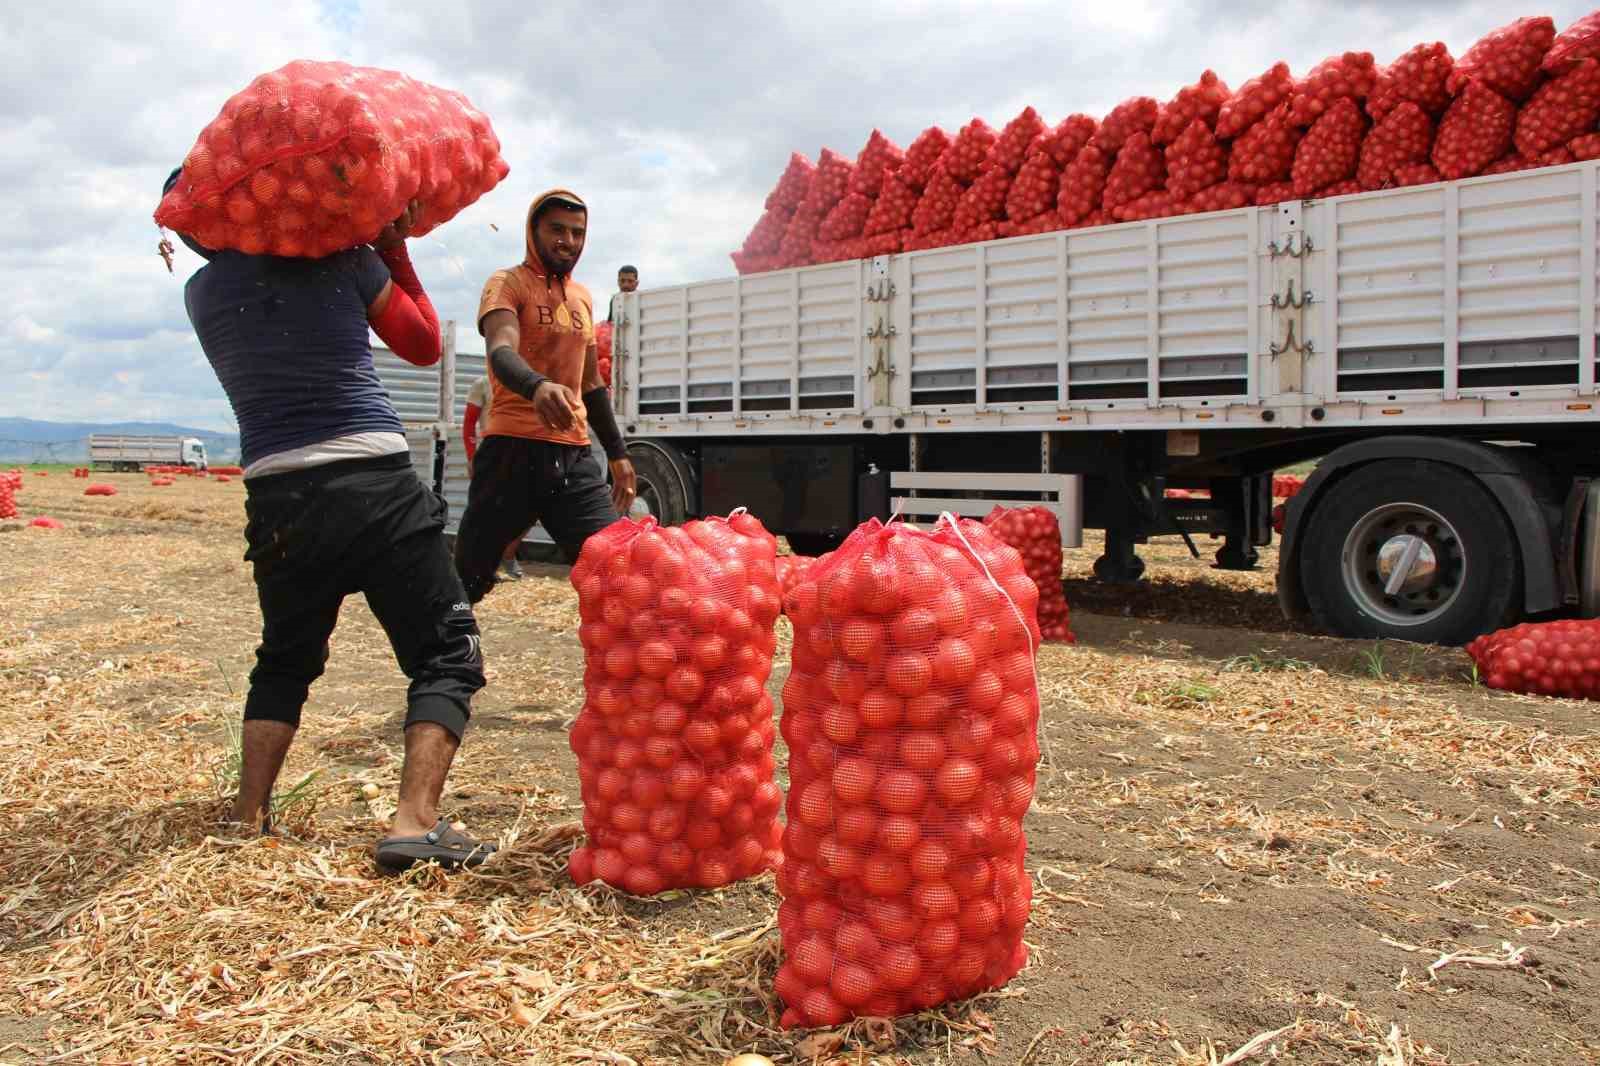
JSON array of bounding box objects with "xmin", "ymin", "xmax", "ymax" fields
[
  {"xmin": 1267, "ymin": 233, "xmax": 1314, "ymax": 259},
  {"xmin": 1268, "ymin": 319, "xmax": 1316, "ymax": 358},
  {"xmin": 1270, "ymin": 278, "xmax": 1314, "ymax": 310},
  {"xmin": 864, "ymin": 279, "xmax": 896, "ymax": 302}
]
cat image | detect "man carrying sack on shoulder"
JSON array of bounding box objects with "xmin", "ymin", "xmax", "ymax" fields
[{"xmin": 454, "ymin": 189, "xmax": 636, "ymax": 602}]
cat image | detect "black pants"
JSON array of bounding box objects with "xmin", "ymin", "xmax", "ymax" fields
[
  {"xmin": 454, "ymin": 436, "xmax": 618, "ymax": 603},
  {"xmin": 242, "ymin": 453, "xmax": 484, "ymax": 739}
]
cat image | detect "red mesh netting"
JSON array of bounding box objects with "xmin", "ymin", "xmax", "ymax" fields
[
  {"xmin": 952, "ymin": 166, "xmax": 1013, "ymax": 231},
  {"xmin": 988, "ymin": 107, "xmax": 1048, "ymax": 174},
  {"xmin": 567, "ymin": 513, "xmax": 785, "ymax": 896},
  {"xmin": 1185, "ymin": 181, "xmax": 1256, "ymax": 213},
  {"xmin": 774, "ymin": 516, "xmax": 1040, "ymax": 1028},
  {"xmin": 1513, "ymin": 58, "xmax": 1600, "ymax": 159},
  {"xmin": 1028, "ymin": 115, "xmax": 1098, "ymax": 169},
  {"xmin": 1291, "ymin": 97, "xmax": 1366, "ymax": 197},
  {"xmin": 983, "ymin": 507, "xmax": 1075, "ymax": 643},
  {"xmin": 1229, "ymin": 103, "xmax": 1303, "ymax": 185},
  {"xmin": 1448, "ymin": 15, "xmax": 1555, "ymax": 103},
  {"xmin": 1092, "ymin": 96, "xmax": 1159, "ymax": 154},
  {"xmin": 1286, "ymin": 51, "xmax": 1378, "ymax": 127},
  {"xmin": 864, "ymin": 170, "xmax": 919, "ymax": 236},
  {"xmin": 1467, "ymin": 620, "xmax": 1600, "ymax": 699},
  {"xmin": 849, "ymin": 130, "xmax": 907, "ymax": 197},
  {"xmin": 1004, "ymin": 153, "xmax": 1061, "ymax": 223},
  {"xmin": 944, "ymin": 120, "xmax": 999, "ymax": 184},
  {"xmin": 1153, "ymin": 71, "xmax": 1231, "ymax": 146},
  {"xmin": 1368, "ymin": 42, "xmax": 1455, "ymax": 119},
  {"xmin": 1358, "ymin": 103, "xmax": 1433, "ymax": 190},
  {"xmin": 1057, "ymin": 144, "xmax": 1111, "ymax": 225},
  {"xmin": 0, "ymin": 478, "xmax": 16, "ymax": 520},
  {"xmin": 901, "ymin": 127, "xmax": 953, "ymax": 192},
  {"xmin": 1165, "ymin": 119, "xmax": 1229, "ymax": 201},
  {"xmin": 595, "ymin": 321, "xmax": 613, "ymax": 388},
  {"xmin": 1545, "ymin": 11, "xmax": 1600, "ymax": 75},
  {"xmin": 85, "ymin": 485, "xmax": 118, "ymax": 497},
  {"xmin": 154, "ymin": 61, "xmax": 510, "ymax": 259},
  {"xmin": 1216, "ymin": 62, "xmax": 1295, "ymax": 139},
  {"xmin": 1432, "ymin": 80, "xmax": 1516, "ymax": 180},
  {"xmin": 911, "ymin": 166, "xmax": 965, "ymax": 235},
  {"xmin": 767, "ymin": 153, "xmax": 817, "ymax": 211}
]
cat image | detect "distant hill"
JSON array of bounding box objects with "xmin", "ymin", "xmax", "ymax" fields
[{"xmin": 0, "ymin": 418, "xmax": 240, "ymax": 462}]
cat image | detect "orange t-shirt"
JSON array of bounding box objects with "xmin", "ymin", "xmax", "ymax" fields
[{"xmin": 477, "ymin": 267, "xmax": 595, "ymax": 447}]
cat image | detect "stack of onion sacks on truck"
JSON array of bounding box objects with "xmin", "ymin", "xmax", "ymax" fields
[
  {"xmin": 155, "ymin": 60, "xmax": 510, "ymax": 258},
  {"xmin": 567, "ymin": 512, "xmax": 785, "ymax": 895},
  {"xmin": 774, "ymin": 516, "xmax": 1042, "ymax": 1027},
  {"xmin": 733, "ymin": 10, "xmax": 1600, "ymax": 274}
]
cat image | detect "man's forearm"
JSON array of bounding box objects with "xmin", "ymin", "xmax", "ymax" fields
[
  {"xmin": 489, "ymin": 345, "xmax": 546, "ymax": 401},
  {"xmin": 583, "ymin": 387, "xmax": 626, "ymax": 461}
]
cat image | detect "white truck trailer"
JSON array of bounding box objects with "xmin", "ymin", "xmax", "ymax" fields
[
  {"xmin": 89, "ymin": 434, "xmax": 208, "ymax": 472},
  {"xmin": 611, "ymin": 161, "xmax": 1600, "ymax": 645}
]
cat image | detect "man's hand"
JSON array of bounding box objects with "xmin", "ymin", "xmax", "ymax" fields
[
  {"xmin": 375, "ymin": 200, "xmax": 419, "ymax": 250},
  {"xmin": 609, "ymin": 458, "xmax": 637, "ymax": 517},
  {"xmin": 532, "ymin": 380, "xmax": 581, "ymax": 431}
]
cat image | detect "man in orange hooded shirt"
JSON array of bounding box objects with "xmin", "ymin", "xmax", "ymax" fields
[{"xmin": 454, "ymin": 190, "xmax": 636, "ymax": 601}]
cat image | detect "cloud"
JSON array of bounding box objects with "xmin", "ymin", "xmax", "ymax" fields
[{"xmin": 0, "ymin": 1, "xmax": 1591, "ymax": 430}]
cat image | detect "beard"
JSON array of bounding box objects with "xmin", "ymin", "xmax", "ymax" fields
[{"xmin": 536, "ymin": 236, "xmax": 581, "ymax": 277}]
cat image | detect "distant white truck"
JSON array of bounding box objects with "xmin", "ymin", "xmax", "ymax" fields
[{"xmin": 89, "ymin": 434, "xmax": 208, "ymax": 472}]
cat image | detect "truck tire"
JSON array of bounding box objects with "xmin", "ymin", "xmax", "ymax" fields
[
  {"xmin": 1299, "ymin": 460, "xmax": 1521, "ymax": 645},
  {"xmin": 626, "ymin": 441, "xmax": 692, "ymax": 527}
]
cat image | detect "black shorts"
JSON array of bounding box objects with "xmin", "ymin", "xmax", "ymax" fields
[
  {"xmin": 453, "ymin": 436, "xmax": 617, "ymax": 602},
  {"xmin": 242, "ymin": 452, "xmax": 484, "ymax": 738}
]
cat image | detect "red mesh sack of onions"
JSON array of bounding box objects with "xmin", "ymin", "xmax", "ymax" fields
[
  {"xmin": 1216, "ymin": 62, "xmax": 1295, "ymax": 139},
  {"xmin": 595, "ymin": 321, "xmax": 613, "ymax": 388},
  {"xmin": 767, "ymin": 153, "xmax": 817, "ymax": 211},
  {"xmin": 1514, "ymin": 58, "xmax": 1600, "ymax": 159},
  {"xmin": 850, "ymin": 130, "xmax": 907, "ymax": 197},
  {"xmin": 901, "ymin": 127, "xmax": 953, "ymax": 192},
  {"xmin": 0, "ymin": 478, "xmax": 16, "ymax": 520},
  {"xmin": 567, "ymin": 512, "xmax": 786, "ymax": 896},
  {"xmin": 1153, "ymin": 70, "xmax": 1231, "ymax": 146},
  {"xmin": 155, "ymin": 61, "xmax": 510, "ymax": 259},
  {"xmin": 983, "ymin": 506, "xmax": 1075, "ymax": 643},
  {"xmin": 944, "ymin": 119, "xmax": 999, "ymax": 183},
  {"xmin": 1466, "ymin": 619, "xmax": 1600, "ymax": 699},
  {"xmin": 1286, "ymin": 51, "xmax": 1378, "ymax": 127},
  {"xmin": 774, "ymin": 515, "xmax": 1041, "ymax": 1028},
  {"xmin": 1368, "ymin": 42, "xmax": 1455, "ymax": 119},
  {"xmin": 1448, "ymin": 15, "xmax": 1555, "ymax": 103}
]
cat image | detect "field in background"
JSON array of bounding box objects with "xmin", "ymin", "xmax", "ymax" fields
[{"xmin": 0, "ymin": 473, "xmax": 1595, "ymax": 1065}]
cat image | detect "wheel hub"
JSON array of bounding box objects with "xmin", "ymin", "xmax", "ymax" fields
[
  {"xmin": 1375, "ymin": 534, "xmax": 1438, "ymax": 597},
  {"xmin": 1341, "ymin": 503, "xmax": 1463, "ymax": 628}
]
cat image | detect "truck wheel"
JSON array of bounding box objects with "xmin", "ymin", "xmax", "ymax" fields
[
  {"xmin": 626, "ymin": 441, "xmax": 692, "ymax": 527},
  {"xmin": 1299, "ymin": 460, "xmax": 1521, "ymax": 645}
]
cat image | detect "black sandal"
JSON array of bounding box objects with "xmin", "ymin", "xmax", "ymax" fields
[{"xmin": 375, "ymin": 817, "xmax": 496, "ymax": 872}]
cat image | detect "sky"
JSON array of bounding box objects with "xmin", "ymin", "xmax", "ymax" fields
[{"xmin": 1, "ymin": 0, "xmax": 1593, "ymax": 432}]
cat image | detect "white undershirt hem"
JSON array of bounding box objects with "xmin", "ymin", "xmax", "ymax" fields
[{"xmin": 244, "ymin": 431, "xmax": 410, "ymax": 480}]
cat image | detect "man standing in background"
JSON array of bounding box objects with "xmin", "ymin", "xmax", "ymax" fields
[
  {"xmin": 454, "ymin": 189, "xmax": 635, "ymax": 603},
  {"xmin": 461, "ymin": 375, "xmax": 524, "ymax": 581},
  {"xmin": 607, "ymin": 264, "xmax": 638, "ymax": 324}
]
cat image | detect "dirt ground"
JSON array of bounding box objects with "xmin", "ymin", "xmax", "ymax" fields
[{"xmin": 0, "ymin": 469, "xmax": 1596, "ymax": 1065}]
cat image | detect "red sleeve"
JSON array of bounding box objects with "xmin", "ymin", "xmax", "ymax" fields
[
  {"xmin": 464, "ymin": 403, "xmax": 481, "ymax": 462},
  {"xmin": 370, "ymin": 245, "xmax": 441, "ymax": 366}
]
